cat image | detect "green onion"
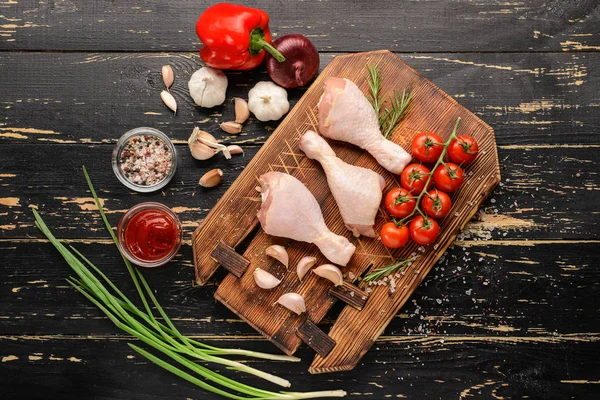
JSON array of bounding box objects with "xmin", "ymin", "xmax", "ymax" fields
[{"xmin": 31, "ymin": 166, "xmax": 346, "ymax": 399}]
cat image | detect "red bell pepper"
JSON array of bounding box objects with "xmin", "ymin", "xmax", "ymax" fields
[{"xmin": 196, "ymin": 3, "xmax": 285, "ymax": 70}]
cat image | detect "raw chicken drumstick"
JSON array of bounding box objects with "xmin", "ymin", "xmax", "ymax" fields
[
  {"xmin": 299, "ymin": 130, "xmax": 385, "ymax": 238},
  {"xmin": 257, "ymin": 171, "xmax": 356, "ymax": 266},
  {"xmin": 318, "ymin": 77, "xmax": 412, "ymax": 174}
]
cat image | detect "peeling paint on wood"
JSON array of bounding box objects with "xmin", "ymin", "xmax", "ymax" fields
[{"xmin": 0, "ymin": 197, "xmax": 19, "ymax": 207}]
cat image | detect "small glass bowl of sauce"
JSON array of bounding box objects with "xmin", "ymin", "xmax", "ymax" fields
[{"xmin": 117, "ymin": 202, "xmax": 182, "ymax": 268}]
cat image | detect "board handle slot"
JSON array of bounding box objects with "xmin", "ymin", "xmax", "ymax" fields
[
  {"xmin": 329, "ymin": 281, "xmax": 369, "ymax": 310},
  {"xmin": 296, "ymin": 319, "xmax": 336, "ymax": 357},
  {"xmin": 209, "ymin": 241, "xmax": 250, "ymax": 278}
]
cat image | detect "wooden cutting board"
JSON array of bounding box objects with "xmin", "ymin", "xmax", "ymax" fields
[{"xmin": 192, "ymin": 50, "xmax": 500, "ymax": 373}]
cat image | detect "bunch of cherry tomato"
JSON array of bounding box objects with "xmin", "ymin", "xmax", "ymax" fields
[{"xmin": 380, "ymin": 131, "xmax": 479, "ymax": 248}]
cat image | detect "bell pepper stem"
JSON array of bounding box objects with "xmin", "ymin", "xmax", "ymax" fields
[{"xmin": 250, "ymin": 28, "xmax": 286, "ymax": 63}]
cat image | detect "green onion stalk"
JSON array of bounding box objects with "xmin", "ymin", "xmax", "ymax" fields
[{"xmin": 31, "ymin": 166, "xmax": 345, "ymax": 399}]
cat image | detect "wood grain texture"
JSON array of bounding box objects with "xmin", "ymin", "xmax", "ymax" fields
[
  {"xmin": 329, "ymin": 281, "xmax": 369, "ymax": 311},
  {"xmin": 1, "ymin": 0, "xmax": 599, "ymax": 397},
  {"xmin": 0, "ymin": 52, "xmax": 599, "ymax": 146},
  {"xmin": 192, "ymin": 51, "xmax": 500, "ymax": 369},
  {"xmin": 210, "ymin": 241, "xmax": 250, "ymax": 278},
  {"xmin": 2, "ymin": 335, "xmax": 599, "ymax": 400},
  {"xmin": 2, "ymin": 240, "xmax": 598, "ymax": 337},
  {"xmin": 0, "ymin": 0, "xmax": 598, "ymax": 52},
  {"xmin": 297, "ymin": 319, "xmax": 336, "ymax": 357},
  {"xmin": 0, "ymin": 143, "xmax": 598, "ymax": 241}
]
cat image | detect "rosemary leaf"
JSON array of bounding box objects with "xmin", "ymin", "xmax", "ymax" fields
[
  {"xmin": 363, "ymin": 257, "xmax": 416, "ymax": 282},
  {"xmin": 365, "ymin": 65, "xmax": 413, "ymax": 138},
  {"xmin": 366, "ymin": 64, "xmax": 383, "ymax": 117}
]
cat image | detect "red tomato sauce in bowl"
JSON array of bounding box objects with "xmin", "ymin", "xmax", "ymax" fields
[{"xmin": 117, "ymin": 203, "xmax": 182, "ymax": 267}]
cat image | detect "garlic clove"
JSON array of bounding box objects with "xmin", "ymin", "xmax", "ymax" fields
[
  {"xmin": 296, "ymin": 256, "xmax": 317, "ymax": 281},
  {"xmin": 188, "ymin": 127, "xmax": 231, "ymax": 160},
  {"xmin": 312, "ymin": 264, "xmax": 344, "ymax": 286},
  {"xmin": 220, "ymin": 121, "xmax": 242, "ymax": 135},
  {"xmin": 197, "ymin": 137, "xmax": 231, "ymax": 159},
  {"xmin": 199, "ymin": 168, "xmax": 223, "ymax": 187},
  {"xmin": 160, "ymin": 90, "xmax": 177, "ymax": 114},
  {"xmin": 234, "ymin": 97, "xmax": 250, "ymax": 124},
  {"xmin": 189, "ymin": 141, "xmax": 217, "ymax": 160},
  {"xmin": 265, "ymin": 245, "xmax": 289, "ymax": 268},
  {"xmin": 188, "ymin": 127, "xmax": 217, "ymax": 160},
  {"xmin": 226, "ymin": 145, "xmax": 244, "ymax": 155},
  {"xmin": 253, "ymin": 268, "xmax": 281, "ymax": 289},
  {"xmin": 276, "ymin": 293, "xmax": 306, "ymax": 315},
  {"xmin": 162, "ymin": 65, "xmax": 174, "ymax": 89}
]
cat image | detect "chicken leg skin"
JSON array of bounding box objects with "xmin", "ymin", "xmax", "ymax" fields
[
  {"xmin": 257, "ymin": 171, "xmax": 356, "ymax": 266},
  {"xmin": 299, "ymin": 130, "xmax": 385, "ymax": 237}
]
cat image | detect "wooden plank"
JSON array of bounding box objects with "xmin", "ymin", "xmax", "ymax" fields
[
  {"xmin": 0, "ymin": 1, "xmax": 598, "ymax": 52},
  {"xmin": 296, "ymin": 319, "xmax": 336, "ymax": 357},
  {"xmin": 329, "ymin": 282, "xmax": 369, "ymax": 311},
  {"xmin": 0, "ymin": 52, "xmax": 599, "ymax": 146},
  {"xmin": 0, "ymin": 143, "xmax": 599, "ymax": 241},
  {"xmin": 200, "ymin": 51, "xmax": 500, "ymax": 363},
  {"xmin": 2, "ymin": 239, "xmax": 599, "ymax": 336},
  {"xmin": 209, "ymin": 241, "xmax": 250, "ymax": 278},
  {"xmin": 1, "ymin": 334, "xmax": 599, "ymax": 399}
]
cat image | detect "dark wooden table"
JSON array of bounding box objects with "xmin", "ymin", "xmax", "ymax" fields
[{"xmin": 1, "ymin": 1, "xmax": 599, "ymax": 399}]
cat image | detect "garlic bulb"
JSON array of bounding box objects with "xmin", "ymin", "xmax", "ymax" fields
[
  {"xmin": 253, "ymin": 268, "xmax": 281, "ymax": 289},
  {"xmin": 265, "ymin": 245, "xmax": 289, "ymax": 268},
  {"xmin": 188, "ymin": 67, "xmax": 228, "ymax": 108},
  {"xmin": 188, "ymin": 127, "xmax": 231, "ymax": 160},
  {"xmin": 296, "ymin": 256, "xmax": 317, "ymax": 281},
  {"xmin": 276, "ymin": 293, "xmax": 306, "ymax": 315},
  {"xmin": 248, "ymin": 81, "xmax": 290, "ymax": 122},
  {"xmin": 312, "ymin": 264, "xmax": 344, "ymax": 286}
]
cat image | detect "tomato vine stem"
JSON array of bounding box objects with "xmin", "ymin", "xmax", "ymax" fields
[{"xmin": 399, "ymin": 117, "xmax": 461, "ymax": 225}]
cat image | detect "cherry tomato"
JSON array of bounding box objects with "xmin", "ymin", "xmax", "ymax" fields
[
  {"xmin": 400, "ymin": 164, "xmax": 431, "ymax": 195},
  {"xmin": 380, "ymin": 222, "xmax": 410, "ymax": 249},
  {"xmin": 433, "ymin": 162, "xmax": 464, "ymax": 193},
  {"xmin": 384, "ymin": 188, "xmax": 416, "ymax": 218},
  {"xmin": 411, "ymin": 131, "xmax": 444, "ymax": 163},
  {"xmin": 448, "ymin": 135, "xmax": 479, "ymax": 164},
  {"xmin": 408, "ymin": 215, "xmax": 440, "ymax": 245},
  {"xmin": 421, "ymin": 189, "xmax": 452, "ymax": 219}
]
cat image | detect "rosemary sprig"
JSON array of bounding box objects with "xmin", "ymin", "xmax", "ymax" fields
[
  {"xmin": 366, "ymin": 65, "xmax": 383, "ymax": 116},
  {"xmin": 366, "ymin": 65, "xmax": 413, "ymax": 139},
  {"xmin": 31, "ymin": 168, "xmax": 347, "ymax": 399},
  {"xmin": 381, "ymin": 89, "xmax": 412, "ymax": 139},
  {"xmin": 363, "ymin": 257, "xmax": 416, "ymax": 283}
]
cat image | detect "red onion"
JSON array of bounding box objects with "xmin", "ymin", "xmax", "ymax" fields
[{"xmin": 266, "ymin": 34, "xmax": 320, "ymax": 89}]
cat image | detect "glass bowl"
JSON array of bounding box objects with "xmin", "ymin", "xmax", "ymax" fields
[
  {"xmin": 112, "ymin": 127, "xmax": 177, "ymax": 193},
  {"xmin": 117, "ymin": 202, "xmax": 182, "ymax": 268}
]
